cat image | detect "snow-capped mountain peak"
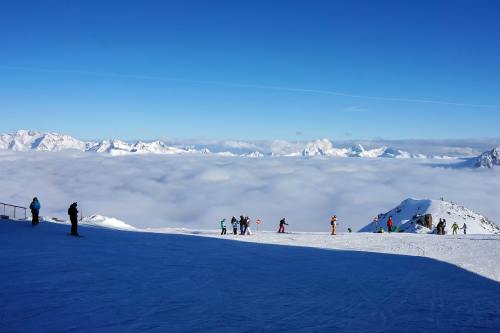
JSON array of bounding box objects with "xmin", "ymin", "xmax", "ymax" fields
[
  {"xmin": 0, "ymin": 130, "xmax": 432, "ymax": 160},
  {"xmin": 360, "ymin": 198, "xmax": 499, "ymax": 234},
  {"xmin": 475, "ymin": 147, "xmax": 500, "ymax": 168}
]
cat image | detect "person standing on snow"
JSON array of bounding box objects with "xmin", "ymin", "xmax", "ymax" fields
[
  {"xmin": 451, "ymin": 222, "xmax": 459, "ymax": 235},
  {"xmin": 245, "ymin": 216, "xmax": 252, "ymax": 235},
  {"xmin": 442, "ymin": 219, "xmax": 447, "ymax": 235},
  {"xmin": 372, "ymin": 216, "xmax": 379, "ymax": 232},
  {"xmin": 239, "ymin": 216, "xmax": 245, "ymax": 235},
  {"xmin": 220, "ymin": 218, "xmax": 227, "ymax": 235},
  {"xmin": 278, "ymin": 218, "xmax": 288, "ymax": 233},
  {"xmin": 68, "ymin": 202, "xmax": 79, "ymax": 236},
  {"xmin": 331, "ymin": 215, "xmax": 338, "ymax": 235},
  {"xmin": 387, "ymin": 216, "xmax": 393, "ymax": 233},
  {"xmin": 436, "ymin": 220, "xmax": 443, "ymax": 235},
  {"xmin": 29, "ymin": 197, "xmax": 41, "ymax": 226},
  {"xmin": 462, "ymin": 223, "xmax": 467, "ymax": 235},
  {"xmin": 231, "ymin": 216, "xmax": 238, "ymax": 235}
]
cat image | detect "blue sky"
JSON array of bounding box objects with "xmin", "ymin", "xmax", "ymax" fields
[{"xmin": 0, "ymin": 0, "xmax": 499, "ymax": 141}]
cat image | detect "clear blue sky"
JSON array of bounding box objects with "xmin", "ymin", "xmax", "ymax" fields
[{"xmin": 1, "ymin": 0, "xmax": 499, "ymax": 141}]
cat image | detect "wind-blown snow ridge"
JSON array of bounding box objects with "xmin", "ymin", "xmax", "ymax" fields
[
  {"xmin": 0, "ymin": 130, "xmax": 431, "ymax": 159},
  {"xmin": 359, "ymin": 198, "xmax": 500, "ymax": 234}
]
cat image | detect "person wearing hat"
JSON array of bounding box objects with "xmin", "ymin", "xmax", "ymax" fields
[
  {"xmin": 68, "ymin": 202, "xmax": 79, "ymax": 236},
  {"xmin": 29, "ymin": 197, "xmax": 41, "ymax": 226}
]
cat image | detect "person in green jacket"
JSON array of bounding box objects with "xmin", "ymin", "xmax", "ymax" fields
[
  {"xmin": 451, "ymin": 222, "xmax": 460, "ymax": 235},
  {"xmin": 220, "ymin": 218, "xmax": 227, "ymax": 235}
]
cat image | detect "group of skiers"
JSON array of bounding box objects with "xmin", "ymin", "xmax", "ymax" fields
[
  {"xmin": 25, "ymin": 197, "xmax": 471, "ymax": 238},
  {"xmin": 219, "ymin": 216, "xmax": 290, "ymax": 235},
  {"xmin": 220, "ymin": 216, "xmax": 254, "ymax": 235},
  {"xmin": 437, "ymin": 218, "xmax": 467, "ymax": 235},
  {"xmin": 29, "ymin": 197, "xmax": 80, "ymax": 236}
]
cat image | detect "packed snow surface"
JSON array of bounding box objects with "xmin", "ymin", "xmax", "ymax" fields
[{"xmin": 1, "ymin": 220, "xmax": 499, "ymax": 332}]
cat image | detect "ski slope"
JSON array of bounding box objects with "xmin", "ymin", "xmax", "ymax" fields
[{"xmin": 1, "ymin": 220, "xmax": 499, "ymax": 332}]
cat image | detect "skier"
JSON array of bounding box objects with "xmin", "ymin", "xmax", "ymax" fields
[
  {"xmin": 231, "ymin": 216, "xmax": 238, "ymax": 235},
  {"xmin": 278, "ymin": 218, "xmax": 288, "ymax": 233},
  {"xmin": 387, "ymin": 216, "xmax": 393, "ymax": 233},
  {"xmin": 245, "ymin": 216, "xmax": 252, "ymax": 235},
  {"xmin": 29, "ymin": 197, "xmax": 41, "ymax": 226},
  {"xmin": 451, "ymin": 222, "xmax": 459, "ymax": 235},
  {"xmin": 220, "ymin": 218, "xmax": 227, "ymax": 235},
  {"xmin": 462, "ymin": 223, "xmax": 467, "ymax": 235},
  {"xmin": 372, "ymin": 216, "xmax": 379, "ymax": 232},
  {"xmin": 68, "ymin": 202, "xmax": 79, "ymax": 236},
  {"xmin": 442, "ymin": 219, "xmax": 447, "ymax": 235},
  {"xmin": 436, "ymin": 220, "xmax": 444, "ymax": 235},
  {"xmin": 331, "ymin": 215, "xmax": 338, "ymax": 235},
  {"xmin": 239, "ymin": 216, "xmax": 245, "ymax": 235}
]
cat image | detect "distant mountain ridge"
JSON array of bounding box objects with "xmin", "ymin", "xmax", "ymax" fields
[{"xmin": 0, "ymin": 130, "xmax": 494, "ymax": 161}]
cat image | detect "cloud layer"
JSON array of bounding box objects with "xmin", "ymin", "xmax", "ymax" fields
[{"xmin": 1, "ymin": 151, "xmax": 499, "ymax": 232}]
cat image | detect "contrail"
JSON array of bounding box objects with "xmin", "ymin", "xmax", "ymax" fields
[{"xmin": 2, "ymin": 65, "xmax": 499, "ymax": 109}]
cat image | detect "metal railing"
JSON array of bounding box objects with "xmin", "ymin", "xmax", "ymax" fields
[{"xmin": 0, "ymin": 202, "xmax": 27, "ymax": 220}]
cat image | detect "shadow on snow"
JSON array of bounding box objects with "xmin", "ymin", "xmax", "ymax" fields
[{"xmin": 0, "ymin": 221, "xmax": 499, "ymax": 333}]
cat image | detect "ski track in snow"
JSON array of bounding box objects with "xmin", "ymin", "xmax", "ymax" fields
[{"xmin": 1, "ymin": 220, "xmax": 499, "ymax": 332}]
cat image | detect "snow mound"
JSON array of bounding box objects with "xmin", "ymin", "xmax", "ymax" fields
[
  {"xmin": 360, "ymin": 198, "xmax": 500, "ymax": 234},
  {"xmin": 81, "ymin": 215, "xmax": 136, "ymax": 231},
  {"xmin": 474, "ymin": 146, "xmax": 500, "ymax": 168}
]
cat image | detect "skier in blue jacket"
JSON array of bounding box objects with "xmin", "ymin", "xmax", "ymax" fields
[
  {"xmin": 220, "ymin": 219, "xmax": 227, "ymax": 235},
  {"xmin": 29, "ymin": 197, "xmax": 41, "ymax": 226}
]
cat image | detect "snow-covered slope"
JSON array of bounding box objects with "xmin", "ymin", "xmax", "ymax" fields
[
  {"xmin": 1, "ymin": 220, "xmax": 499, "ymax": 332},
  {"xmin": 360, "ymin": 198, "xmax": 499, "ymax": 234},
  {"xmin": 474, "ymin": 146, "xmax": 500, "ymax": 168}
]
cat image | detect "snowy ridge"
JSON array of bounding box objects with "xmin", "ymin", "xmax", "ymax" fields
[
  {"xmin": 1, "ymin": 130, "xmax": 431, "ymax": 159},
  {"xmin": 81, "ymin": 215, "xmax": 137, "ymax": 230},
  {"xmin": 474, "ymin": 146, "xmax": 500, "ymax": 168},
  {"xmin": 360, "ymin": 198, "xmax": 500, "ymax": 234}
]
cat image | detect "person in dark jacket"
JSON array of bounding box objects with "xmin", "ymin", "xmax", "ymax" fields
[
  {"xmin": 29, "ymin": 197, "xmax": 41, "ymax": 226},
  {"xmin": 239, "ymin": 216, "xmax": 245, "ymax": 235},
  {"xmin": 231, "ymin": 216, "xmax": 238, "ymax": 235},
  {"xmin": 68, "ymin": 202, "xmax": 79, "ymax": 236},
  {"xmin": 278, "ymin": 218, "xmax": 288, "ymax": 233}
]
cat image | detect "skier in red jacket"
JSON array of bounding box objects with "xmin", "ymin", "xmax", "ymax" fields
[{"xmin": 387, "ymin": 216, "xmax": 393, "ymax": 233}]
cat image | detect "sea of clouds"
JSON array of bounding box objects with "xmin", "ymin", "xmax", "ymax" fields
[{"xmin": 1, "ymin": 151, "xmax": 499, "ymax": 231}]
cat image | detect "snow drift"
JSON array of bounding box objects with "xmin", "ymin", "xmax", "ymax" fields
[{"xmin": 360, "ymin": 198, "xmax": 500, "ymax": 234}]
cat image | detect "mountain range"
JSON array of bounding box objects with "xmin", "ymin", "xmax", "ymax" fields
[{"xmin": 0, "ymin": 130, "xmax": 499, "ymax": 165}]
